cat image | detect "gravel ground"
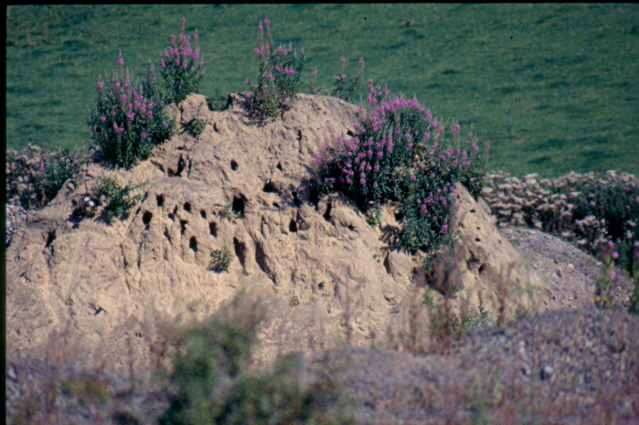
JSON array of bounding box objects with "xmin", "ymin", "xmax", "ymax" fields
[{"xmin": 5, "ymin": 202, "xmax": 39, "ymax": 247}]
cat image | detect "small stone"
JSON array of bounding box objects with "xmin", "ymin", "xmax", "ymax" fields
[
  {"xmin": 541, "ymin": 364, "xmax": 554, "ymax": 380},
  {"xmin": 7, "ymin": 364, "xmax": 17, "ymax": 381},
  {"xmin": 556, "ymin": 270, "xmax": 562, "ymax": 277}
]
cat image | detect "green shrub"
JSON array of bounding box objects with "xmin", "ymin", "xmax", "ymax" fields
[
  {"xmin": 189, "ymin": 103, "xmax": 208, "ymax": 136},
  {"xmin": 209, "ymin": 242, "xmax": 233, "ymax": 272},
  {"xmin": 158, "ymin": 291, "xmax": 352, "ymax": 425},
  {"xmin": 73, "ymin": 175, "xmax": 147, "ymax": 222}
]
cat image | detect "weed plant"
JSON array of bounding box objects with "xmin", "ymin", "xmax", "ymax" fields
[
  {"xmin": 88, "ymin": 52, "xmax": 175, "ymax": 168},
  {"xmin": 314, "ymin": 84, "xmax": 489, "ymax": 271},
  {"xmin": 209, "ymin": 242, "xmax": 233, "ymax": 272},
  {"xmin": 160, "ymin": 17, "xmax": 206, "ymax": 105},
  {"xmin": 73, "ymin": 175, "xmax": 148, "ymax": 221},
  {"xmin": 189, "ymin": 103, "xmax": 208, "ymax": 136},
  {"xmin": 244, "ymin": 16, "xmax": 306, "ymax": 119},
  {"xmin": 6, "ymin": 144, "xmax": 89, "ymax": 209},
  {"xmin": 309, "ymin": 56, "xmax": 365, "ymax": 102},
  {"xmin": 158, "ymin": 291, "xmax": 352, "ymax": 425}
]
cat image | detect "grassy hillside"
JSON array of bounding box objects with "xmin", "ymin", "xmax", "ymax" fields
[{"xmin": 6, "ymin": 4, "xmax": 639, "ymax": 178}]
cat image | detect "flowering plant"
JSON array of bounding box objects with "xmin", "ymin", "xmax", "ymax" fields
[
  {"xmin": 245, "ymin": 16, "xmax": 305, "ymax": 119},
  {"xmin": 6, "ymin": 144, "xmax": 88, "ymax": 209},
  {"xmin": 314, "ymin": 91, "xmax": 489, "ymax": 270},
  {"xmin": 160, "ymin": 17, "xmax": 205, "ymax": 105},
  {"xmin": 88, "ymin": 52, "xmax": 175, "ymax": 168}
]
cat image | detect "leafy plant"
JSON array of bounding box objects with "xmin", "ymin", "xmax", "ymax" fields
[
  {"xmin": 88, "ymin": 52, "xmax": 175, "ymax": 168},
  {"xmin": 189, "ymin": 103, "xmax": 207, "ymax": 136},
  {"xmin": 158, "ymin": 291, "xmax": 352, "ymax": 425},
  {"xmin": 160, "ymin": 17, "xmax": 206, "ymax": 105},
  {"xmin": 314, "ymin": 91, "xmax": 489, "ymax": 271},
  {"xmin": 6, "ymin": 144, "xmax": 89, "ymax": 209},
  {"xmin": 244, "ymin": 16, "xmax": 306, "ymax": 119},
  {"xmin": 218, "ymin": 203, "xmax": 242, "ymax": 221},
  {"xmin": 73, "ymin": 175, "xmax": 147, "ymax": 221},
  {"xmin": 210, "ymin": 242, "xmax": 233, "ymax": 272}
]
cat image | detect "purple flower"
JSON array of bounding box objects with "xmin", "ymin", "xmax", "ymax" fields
[
  {"xmin": 440, "ymin": 224, "xmax": 448, "ymax": 234},
  {"xmin": 37, "ymin": 160, "xmax": 45, "ymax": 171},
  {"xmin": 471, "ymin": 142, "xmax": 479, "ymax": 152},
  {"xmin": 609, "ymin": 271, "xmax": 617, "ymax": 280},
  {"xmin": 194, "ymin": 32, "xmax": 199, "ymax": 41},
  {"xmin": 467, "ymin": 131, "xmax": 474, "ymax": 139},
  {"xmin": 96, "ymin": 81, "xmax": 104, "ymax": 90},
  {"xmin": 339, "ymin": 56, "xmax": 345, "ymax": 65},
  {"xmin": 410, "ymin": 175, "xmax": 416, "ymax": 182},
  {"xmin": 312, "ymin": 68, "xmax": 318, "ymax": 76},
  {"xmin": 374, "ymin": 164, "xmax": 380, "ymax": 172},
  {"xmin": 198, "ymin": 60, "xmax": 204, "ymax": 67},
  {"xmin": 612, "ymin": 251, "xmax": 619, "ymax": 259},
  {"xmin": 182, "ymin": 61, "xmax": 188, "ymax": 68},
  {"xmin": 264, "ymin": 16, "xmax": 270, "ymax": 26},
  {"xmin": 180, "ymin": 17, "xmax": 186, "ymax": 24},
  {"xmin": 100, "ymin": 116, "xmax": 107, "ymax": 122},
  {"xmin": 192, "ymin": 51, "xmax": 200, "ymax": 60},
  {"xmin": 373, "ymin": 182, "xmax": 378, "ymax": 188},
  {"xmin": 117, "ymin": 57, "xmax": 124, "ymax": 67},
  {"xmin": 452, "ymin": 123, "xmax": 460, "ymax": 135},
  {"xmin": 114, "ymin": 82, "xmax": 121, "ymax": 90},
  {"xmin": 111, "ymin": 109, "xmax": 117, "ymax": 117}
]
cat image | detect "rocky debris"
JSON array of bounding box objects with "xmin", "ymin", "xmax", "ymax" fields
[
  {"xmin": 312, "ymin": 308, "xmax": 639, "ymax": 424},
  {"xmin": 6, "ymin": 203, "xmax": 39, "ymax": 246}
]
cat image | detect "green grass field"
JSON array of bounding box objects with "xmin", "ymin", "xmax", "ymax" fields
[{"xmin": 6, "ymin": 4, "xmax": 639, "ymax": 178}]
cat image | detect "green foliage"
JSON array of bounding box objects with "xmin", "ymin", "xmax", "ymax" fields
[
  {"xmin": 218, "ymin": 203, "xmax": 242, "ymax": 221},
  {"xmin": 314, "ymin": 89, "xmax": 489, "ymax": 271},
  {"xmin": 6, "ymin": 144, "xmax": 89, "ymax": 209},
  {"xmin": 160, "ymin": 18, "xmax": 206, "ymax": 105},
  {"xmin": 73, "ymin": 175, "xmax": 147, "ymax": 221},
  {"xmin": 210, "ymin": 242, "xmax": 233, "ymax": 272},
  {"xmin": 158, "ymin": 291, "xmax": 352, "ymax": 425},
  {"xmin": 189, "ymin": 103, "xmax": 208, "ymax": 136},
  {"xmin": 206, "ymin": 91, "xmax": 230, "ymax": 112},
  {"xmin": 88, "ymin": 52, "xmax": 175, "ymax": 169},
  {"xmin": 245, "ymin": 16, "xmax": 306, "ymax": 119}
]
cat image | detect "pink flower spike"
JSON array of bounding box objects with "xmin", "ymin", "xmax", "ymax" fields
[
  {"xmin": 180, "ymin": 17, "xmax": 186, "ymax": 24},
  {"xmin": 264, "ymin": 16, "xmax": 270, "ymax": 26},
  {"xmin": 607, "ymin": 240, "xmax": 614, "ymax": 248},
  {"xmin": 612, "ymin": 251, "xmax": 619, "ymax": 259}
]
